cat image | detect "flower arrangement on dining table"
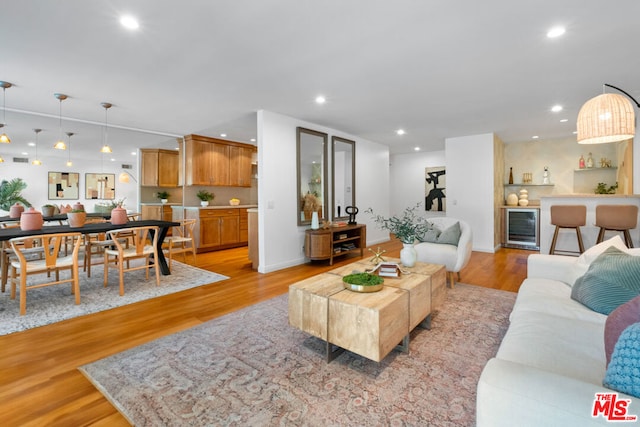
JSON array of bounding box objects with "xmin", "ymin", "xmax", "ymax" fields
[{"xmin": 366, "ymin": 203, "xmax": 432, "ymax": 244}]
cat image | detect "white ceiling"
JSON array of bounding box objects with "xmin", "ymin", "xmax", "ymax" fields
[{"xmin": 0, "ymin": 0, "xmax": 639, "ymax": 164}]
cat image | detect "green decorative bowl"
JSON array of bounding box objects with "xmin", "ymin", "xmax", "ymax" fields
[{"xmin": 342, "ymin": 273, "xmax": 384, "ymax": 293}]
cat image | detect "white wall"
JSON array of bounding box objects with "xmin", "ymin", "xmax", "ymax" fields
[
  {"xmin": 445, "ymin": 133, "xmax": 497, "ymax": 253},
  {"xmin": 257, "ymin": 110, "xmax": 389, "ymax": 273},
  {"xmin": 0, "ymin": 157, "xmax": 138, "ymax": 214},
  {"xmin": 390, "ymin": 150, "xmax": 446, "ymax": 219}
]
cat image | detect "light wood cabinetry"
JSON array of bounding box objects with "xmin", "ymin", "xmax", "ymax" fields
[
  {"xmin": 304, "ymin": 224, "xmax": 366, "ymax": 265},
  {"xmin": 184, "ymin": 135, "xmax": 255, "ymax": 187},
  {"xmin": 141, "ymin": 204, "xmax": 173, "ymax": 221},
  {"xmin": 140, "ymin": 149, "xmax": 179, "ymax": 187},
  {"xmin": 229, "ymin": 146, "xmax": 254, "ymax": 187},
  {"xmin": 186, "ymin": 208, "xmax": 250, "ymax": 252},
  {"xmin": 239, "ymin": 208, "xmax": 249, "ymax": 243}
]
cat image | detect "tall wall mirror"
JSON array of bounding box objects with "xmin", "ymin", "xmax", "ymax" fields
[
  {"xmin": 297, "ymin": 127, "xmax": 328, "ymax": 226},
  {"xmin": 332, "ymin": 136, "xmax": 355, "ymax": 220}
]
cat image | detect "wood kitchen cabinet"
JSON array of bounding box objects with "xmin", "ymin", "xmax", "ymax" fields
[
  {"xmin": 140, "ymin": 149, "xmax": 179, "ymax": 187},
  {"xmin": 141, "ymin": 204, "xmax": 173, "ymax": 221},
  {"xmin": 186, "ymin": 208, "xmax": 242, "ymax": 252},
  {"xmin": 239, "ymin": 208, "xmax": 249, "ymax": 243},
  {"xmin": 229, "ymin": 145, "xmax": 254, "ymax": 187},
  {"xmin": 184, "ymin": 135, "xmax": 255, "ymax": 187}
]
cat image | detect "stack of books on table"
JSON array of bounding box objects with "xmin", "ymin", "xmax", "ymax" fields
[{"xmin": 377, "ymin": 263, "xmax": 401, "ymax": 278}]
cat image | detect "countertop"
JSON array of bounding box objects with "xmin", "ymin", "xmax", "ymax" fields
[
  {"xmin": 540, "ymin": 194, "xmax": 640, "ymax": 198},
  {"xmin": 183, "ymin": 204, "xmax": 258, "ymax": 210},
  {"xmin": 140, "ymin": 202, "xmax": 182, "ymax": 206}
]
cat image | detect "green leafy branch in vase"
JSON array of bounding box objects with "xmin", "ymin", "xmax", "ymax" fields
[{"xmin": 366, "ymin": 203, "xmax": 432, "ymax": 244}]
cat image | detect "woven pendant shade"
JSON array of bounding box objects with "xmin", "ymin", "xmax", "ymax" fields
[{"xmin": 577, "ymin": 93, "xmax": 635, "ymax": 144}]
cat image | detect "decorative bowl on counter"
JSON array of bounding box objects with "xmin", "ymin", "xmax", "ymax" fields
[{"xmin": 229, "ymin": 198, "xmax": 240, "ymax": 206}]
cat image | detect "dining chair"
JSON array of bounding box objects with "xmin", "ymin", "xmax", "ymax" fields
[
  {"xmin": 82, "ymin": 218, "xmax": 112, "ymax": 278},
  {"xmin": 162, "ymin": 219, "xmax": 197, "ymax": 268},
  {"xmin": 9, "ymin": 232, "xmax": 82, "ymax": 315},
  {"xmin": 103, "ymin": 226, "xmax": 160, "ymax": 296},
  {"xmin": 1, "ymin": 222, "xmax": 45, "ymax": 293}
]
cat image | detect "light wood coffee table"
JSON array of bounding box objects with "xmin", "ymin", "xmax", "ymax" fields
[{"xmin": 289, "ymin": 259, "xmax": 446, "ymax": 362}]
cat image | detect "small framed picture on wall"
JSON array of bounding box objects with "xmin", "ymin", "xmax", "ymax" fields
[
  {"xmin": 85, "ymin": 173, "xmax": 116, "ymax": 200},
  {"xmin": 48, "ymin": 172, "xmax": 80, "ymax": 200}
]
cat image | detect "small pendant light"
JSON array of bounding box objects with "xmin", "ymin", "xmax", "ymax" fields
[
  {"xmin": 100, "ymin": 102, "xmax": 113, "ymax": 153},
  {"xmin": 0, "ymin": 81, "xmax": 12, "ymax": 143},
  {"xmin": 53, "ymin": 93, "xmax": 68, "ymax": 149},
  {"xmin": 32, "ymin": 128, "xmax": 42, "ymax": 166},
  {"xmin": 66, "ymin": 132, "xmax": 74, "ymax": 167}
]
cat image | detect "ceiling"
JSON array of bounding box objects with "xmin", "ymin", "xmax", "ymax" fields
[{"xmin": 0, "ymin": 0, "xmax": 638, "ymax": 164}]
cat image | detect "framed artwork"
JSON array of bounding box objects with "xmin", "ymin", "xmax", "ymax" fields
[
  {"xmin": 85, "ymin": 173, "xmax": 116, "ymax": 200},
  {"xmin": 425, "ymin": 166, "xmax": 446, "ymax": 212},
  {"xmin": 48, "ymin": 172, "xmax": 80, "ymax": 200}
]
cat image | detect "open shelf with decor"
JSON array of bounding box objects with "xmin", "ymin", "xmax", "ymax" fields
[{"xmin": 304, "ymin": 224, "xmax": 366, "ymax": 265}]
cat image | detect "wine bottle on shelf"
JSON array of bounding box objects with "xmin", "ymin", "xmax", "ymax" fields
[{"xmin": 508, "ymin": 167, "xmax": 514, "ymax": 184}]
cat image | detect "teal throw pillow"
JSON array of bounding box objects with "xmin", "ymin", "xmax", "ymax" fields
[
  {"xmin": 603, "ymin": 322, "xmax": 640, "ymax": 398},
  {"xmin": 571, "ymin": 246, "xmax": 640, "ymax": 315},
  {"xmin": 437, "ymin": 222, "xmax": 461, "ymax": 246}
]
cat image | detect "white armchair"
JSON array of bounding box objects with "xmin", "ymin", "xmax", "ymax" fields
[{"xmin": 414, "ymin": 217, "xmax": 473, "ymax": 287}]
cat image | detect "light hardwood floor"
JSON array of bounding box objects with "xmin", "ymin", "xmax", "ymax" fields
[{"xmin": 0, "ymin": 240, "xmax": 532, "ymax": 426}]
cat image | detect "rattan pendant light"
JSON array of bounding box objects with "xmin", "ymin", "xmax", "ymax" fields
[{"xmin": 577, "ymin": 84, "xmax": 638, "ymax": 144}]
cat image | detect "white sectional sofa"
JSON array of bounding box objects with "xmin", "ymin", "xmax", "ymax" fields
[{"xmin": 477, "ymin": 237, "xmax": 640, "ymax": 426}]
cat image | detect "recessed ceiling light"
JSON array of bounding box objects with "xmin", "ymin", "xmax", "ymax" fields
[
  {"xmin": 551, "ymin": 105, "xmax": 563, "ymax": 113},
  {"xmin": 110, "ymin": 158, "xmax": 116, "ymax": 162},
  {"xmin": 120, "ymin": 15, "xmax": 139, "ymax": 30},
  {"xmin": 21, "ymin": 152, "xmax": 28, "ymax": 156},
  {"xmin": 27, "ymin": 142, "xmax": 35, "ymax": 147},
  {"xmin": 547, "ymin": 26, "xmax": 566, "ymax": 38},
  {"xmin": 560, "ymin": 119, "xmax": 568, "ymax": 123},
  {"xmin": 573, "ymin": 130, "xmax": 578, "ymax": 135},
  {"xmin": 250, "ymin": 138, "xmax": 256, "ymax": 142},
  {"xmin": 131, "ymin": 151, "xmax": 137, "ymax": 155},
  {"xmin": 532, "ymin": 135, "xmax": 540, "ymax": 139},
  {"xmin": 396, "ymin": 129, "xmax": 406, "ymax": 135},
  {"xmin": 220, "ymin": 133, "xmax": 227, "ymax": 137},
  {"xmin": 315, "ymin": 95, "xmax": 326, "ymax": 104},
  {"xmin": 414, "ymin": 147, "xmax": 420, "ymax": 151}
]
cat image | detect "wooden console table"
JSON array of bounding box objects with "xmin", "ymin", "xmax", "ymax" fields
[{"xmin": 304, "ymin": 224, "xmax": 366, "ymax": 265}]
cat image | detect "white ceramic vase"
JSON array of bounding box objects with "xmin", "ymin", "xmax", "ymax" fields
[
  {"xmin": 310, "ymin": 211, "xmax": 320, "ymax": 230},
  {"xmin": 400, "ymin": 242, "xmax": 417, "ymax": 267}
]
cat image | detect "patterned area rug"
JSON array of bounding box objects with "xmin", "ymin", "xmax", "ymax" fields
[
  {"xmin": 0, "ymin": 261, "xmax": 228, "ymax": 335},
  {"xmin": 81, "ymin": 283, "xmax": 515, "ymax": 426}
]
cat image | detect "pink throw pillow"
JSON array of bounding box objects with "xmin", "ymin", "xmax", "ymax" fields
[{"xmin": 605, "ymin": 295, "xmax": 640, "ymax": 366}]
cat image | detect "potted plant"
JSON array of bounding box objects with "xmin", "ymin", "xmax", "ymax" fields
[
  {"xmin": 67, "ymin": 207, "xmax": 86, "ymax": 228},
  {"xmin": 196, "ymin": 190, "xmax": 215, "ymax": 207},
  {"xmin": 0, "ymin": 178, "xmax": 32, "ymax": 213},
  {"xmin": 157, "ymin": 191, "xmax": 170, "ymax": 204},
  {"xmin": 42, "ymin": 204, "xmax": 56, "ymax": 217},
  {"xmin": 366, "ymin": 203, "xmax": 432, "ymax": 267}
]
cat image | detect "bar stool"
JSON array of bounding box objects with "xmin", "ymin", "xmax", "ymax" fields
[
  {"xmin": 595, "ymin": 205, "xmax": 638, "ymax": 248},
  {"xmin": 549, "ymin": 205, "xmax": 586, "ymax": 255}
]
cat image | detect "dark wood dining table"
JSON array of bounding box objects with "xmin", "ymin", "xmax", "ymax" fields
[{"xmin": 0, "ymin": 220, "xmax": 179, "ymax": 275}]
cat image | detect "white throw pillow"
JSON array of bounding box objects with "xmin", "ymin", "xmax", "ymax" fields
[{"xmin": 576, "ymin": 235, "xmax": 628, "ymax": 267}]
